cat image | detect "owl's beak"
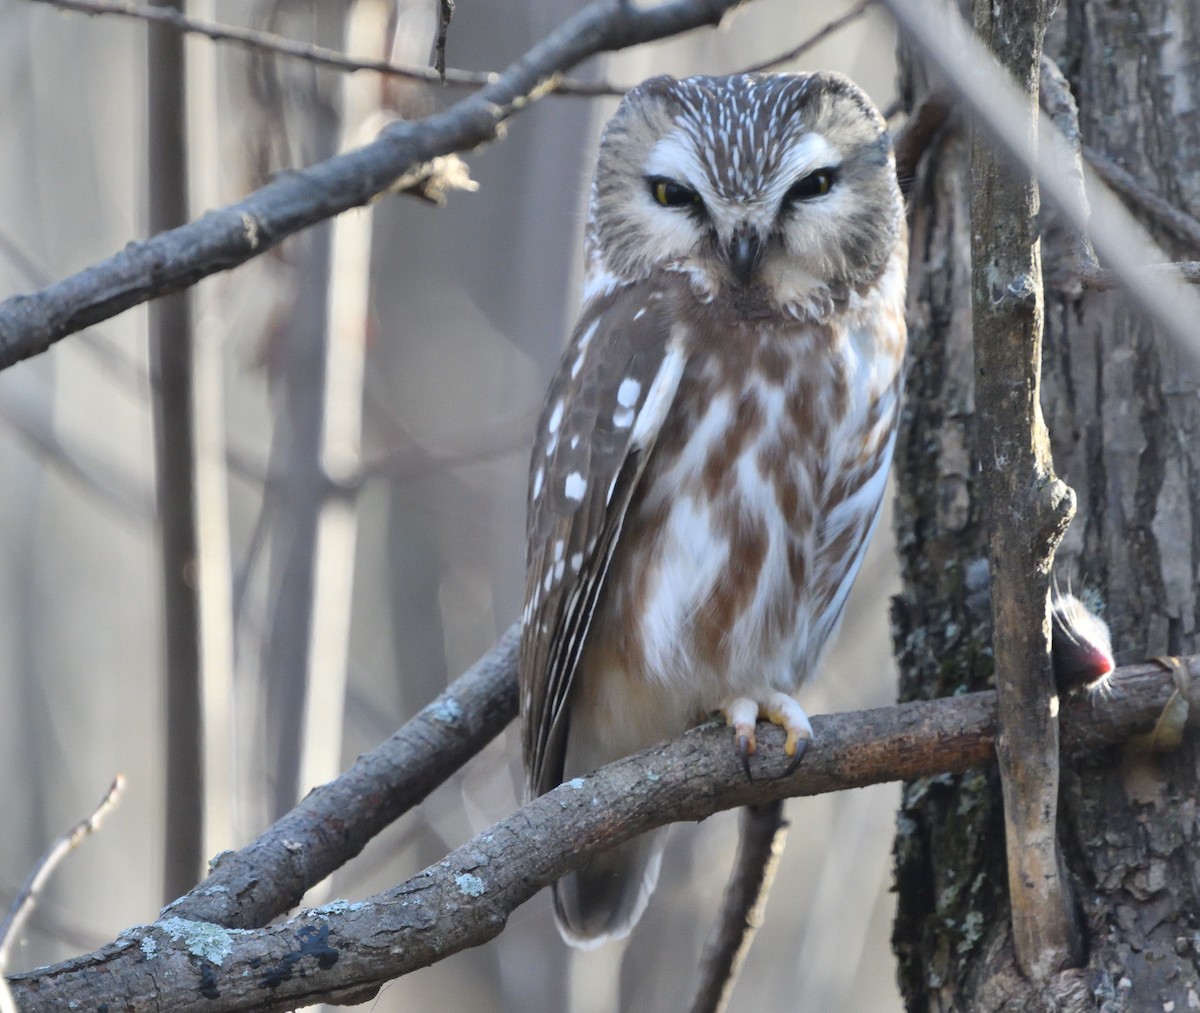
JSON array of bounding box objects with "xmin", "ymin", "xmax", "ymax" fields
[{"xmin": 726, "ymin": 227, "xmax": 763, "ymax": 285}]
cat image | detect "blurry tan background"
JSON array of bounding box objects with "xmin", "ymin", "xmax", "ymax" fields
[{"xmin": 0, "ymin": 0, "xmax": 904, "ymax": 1008}]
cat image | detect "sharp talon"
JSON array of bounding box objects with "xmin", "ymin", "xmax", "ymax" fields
[{"xmin": 783, "ymin": 736, "xmax": 809, "ymax": 776}]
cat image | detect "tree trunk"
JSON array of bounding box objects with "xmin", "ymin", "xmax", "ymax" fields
[{"xmin": 892, "ymin": 1, "xmax": 1200, "ymax": 1009}]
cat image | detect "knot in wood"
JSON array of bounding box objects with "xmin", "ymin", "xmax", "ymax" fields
[{"xmin": 988, "ymin": 271, "xmax": 1039, "ymax": 311}]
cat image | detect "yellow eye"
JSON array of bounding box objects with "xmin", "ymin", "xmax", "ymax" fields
[
  {"xmin": 649, "ymin": 177, "xmax": 700, "ymax": 208},
  {"xmin": 785, "ymin": 167, "xmax": 838, "ymax": 202}
]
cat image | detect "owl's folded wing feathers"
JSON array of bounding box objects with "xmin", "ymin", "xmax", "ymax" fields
[{"xmin": 520, "ymin": 278, "xmax": 686, "ymax": 797}]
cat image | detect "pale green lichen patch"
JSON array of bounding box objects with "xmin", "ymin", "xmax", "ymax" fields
[
  {"xmin": 140, "ymin": 936, "xmax": 158, "ymax": 959},
  {"xmin": 455, "ymin": 873, "xmax": 486, "ymax": 897},
  {"xmin": 158, "ymin": 917, "xmax": 239, "ymax": 965},
  {"xmin": 427, "ymin": 698, "xmax": 464, "ymax": 723},
  {"xmin": 315, "ymin": 899, "xmax": 353, "ymax": 915}
]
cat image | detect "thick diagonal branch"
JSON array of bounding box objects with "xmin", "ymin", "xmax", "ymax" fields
[
  {"xmin": 163, "ymin": 625, "xmax": 519, "ymax": 928},
  {"xmin": 9, "ymin": 654, "xmax": 1195, "ymax": 1012},
  {"xmin": 0, "ymin": 0, "xmax": 745, "ymax": 370}
]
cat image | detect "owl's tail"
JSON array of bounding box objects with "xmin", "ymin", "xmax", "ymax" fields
[{"xmin": 552, "ymin": 829, "xmax": 667, "ymax": 948}]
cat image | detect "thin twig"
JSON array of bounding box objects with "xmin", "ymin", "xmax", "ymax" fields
[
  {"xmin": 435, "ymin": 0, "xmax": 454, "ymax": 81},
  {"xmin": 688, "ymin": 800, "xmax": 789, "ymax": 1013},
  {"xmin": 1074, "ymin": 260, "xmax": 1200, "ymax": 292},
  {"xmin": 9, "ymin": 655, "xmax": 1197, "ymax": 1011},
  {"xmin": 27, "ymin": 0, "xmax": 623, "ymax": 95},
  {"xmin": 1085, "ymin": 147, "xmax": 1200, "ymax": 254},
  {"xmin": 0, "ymin": 776, "xmax": 125, "ymax": 971},
  {"xmin": 31, "ymin": 0, "xmax": 881, "ymax": 101},
  {"xmin": 738, "ymin": 0, "xmax": 876, "ymax": 72}
]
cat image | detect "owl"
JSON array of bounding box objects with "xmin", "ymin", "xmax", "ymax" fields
[{"xmin": 520, "ymin": 72, "xmax": 907, "ymax": 947}]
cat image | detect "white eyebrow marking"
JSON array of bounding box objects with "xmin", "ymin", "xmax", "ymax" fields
[{"xmin": 564, "ymin": 472, "xmax": 586, "ymax": 500}]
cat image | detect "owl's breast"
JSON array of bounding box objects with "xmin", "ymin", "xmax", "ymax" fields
[{"xmin": 591, "ymin": 312, "xmax": 902, "ymax": 715}]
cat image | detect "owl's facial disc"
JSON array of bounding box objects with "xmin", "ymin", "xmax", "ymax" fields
[{"xmin": 639, "ymin": 127, "xmax": 848, "ymax": 291}]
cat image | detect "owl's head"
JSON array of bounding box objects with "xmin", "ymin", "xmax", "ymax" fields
[{"xmin": 586, "ymin": 72, "xmax": 902, "ymax": 314}]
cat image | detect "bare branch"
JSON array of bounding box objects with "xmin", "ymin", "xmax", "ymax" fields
[
  {"xmin": 0, "ymin": 776, "xmax": 125, "ymax": 972},
  {"xmin": 8, "ymin": 656, "xmax": 1195, "ymax": 1012},
  {"xmin": 26, "ymin": 0, "xmax": 564, "ymax": 93},
  {"xmin": 146, "ymin": 0, "xmax": 205, "ymax": 902},
  {"xmin": 738, "ymin": 0, "xmax": 876, "ymax": 73},
  {"xmin": 1074, "ymin": 260, "xmax": 1200, "ymax": 292},
  {"xmin": 0, "ymin": 0, "xmax": 747, "ymax": 369},
  {"xmin": 882, "ymin": 0, "xmax": 1200, "ymax": 364},
  {"xmin": 435, "ymin": 0, "xmax": 454, "ymax": 81},
  {"xmin": 31, "ymin": 0, "xmax": 883, "ymax": 106},
  {"xmin": 1084, "ymin": 146, "xmax": 1200, "ymax": 254},
  {"xmin": 162, "ymin": 625, "xmax": 519, "ymax": 928},
  {"xmin": 687, "ymin": 800, "xmax": 788, "ymax": 1013},
  {"xmin": 969, "ymin": 0, "xmax": 1081, "ymax": 980}
]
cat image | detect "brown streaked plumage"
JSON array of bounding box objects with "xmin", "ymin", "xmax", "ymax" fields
[{"xmin": 520, "ymin": 72, "xmax": 907, "ymax": 947}]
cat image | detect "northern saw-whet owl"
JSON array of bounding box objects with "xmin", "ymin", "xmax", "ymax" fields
[{"xmin": 520, "ymin": 72, "xmax": 907, "ymax": 947}]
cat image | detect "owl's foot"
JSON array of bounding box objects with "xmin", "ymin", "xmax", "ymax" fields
[{"xmin": 721, "ymin": 693, "xmax": 813, "ymax": 779}]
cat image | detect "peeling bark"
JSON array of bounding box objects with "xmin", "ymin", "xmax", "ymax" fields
[{"xmin": 893, "ymin": 1, "xmax": 1200, "ymax": 1009}]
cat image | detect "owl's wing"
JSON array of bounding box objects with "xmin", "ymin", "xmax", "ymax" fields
[{"xmin": 521, "ymin": 279, "xmax": 685, "ymax": 797}]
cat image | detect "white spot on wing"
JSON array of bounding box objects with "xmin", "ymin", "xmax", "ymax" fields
[
  {"xmin": 553, "ymin": 539, "xmax": 564, "ymax": 562},
  {"xmin": 577, "ymin": 319, "xmax": 600, "ymax": 352},
  {"xmin": 613, "ymin": 406, "xmax": 634, "ymax": 429},
  {"xmin": 532, "ymin": 466, "xmax": 544, "ymax": 499},
  {"xmin": 617, "ymin": 377, "xmax": 641, "ymax": 408},
  {"xmin": 631, "ymin": 339, "xmax": 686, "ymax": 449},
  {"xmin": 570, "ymin": 552, "xmax": 583, "ymax": 572},
  {"xmin": 564, "ymin": 472, "xmax": 586, "ymax": 501},
  {"xmin": 570, "ymin": 320, "xmax": 601, "ymax": 379},
  {"xmin": 547, "ymin": 400, "xmax": 563, "ymax": 434}
]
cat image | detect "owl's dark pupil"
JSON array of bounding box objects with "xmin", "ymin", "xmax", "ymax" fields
[
  {"xmin": 785, "ymin": 167, "xmax": 838, "ymax": 202},
  {"xmin": 648, "ymin": 176, "xmax": 700, "ymax": 208}
]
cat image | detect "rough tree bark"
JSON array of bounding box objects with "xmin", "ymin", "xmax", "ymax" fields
[{"xmin": 892, "ymin": 1, "xmax": 1200, "ymax": 1009}]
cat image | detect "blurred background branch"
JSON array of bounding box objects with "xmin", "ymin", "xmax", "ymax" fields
[{"xmin": 0, "ymin": 0, "xmax": 746, "ymax": 367}]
